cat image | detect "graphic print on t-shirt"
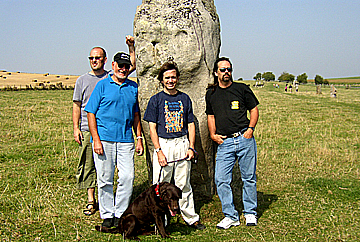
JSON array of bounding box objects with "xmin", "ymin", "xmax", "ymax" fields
[
  {"xmin": 231, "ymin": 100, "xmax": 239, "ymax": 110},
  {"xmin": 164, "ymin": 100, "xmax": 184, "ymax": 133}
]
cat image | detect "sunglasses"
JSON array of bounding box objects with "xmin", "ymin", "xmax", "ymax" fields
[
  {"xmin": 88, "ymin": 56, "xmax": 103, "ymax": 61},
  {"xmin": 118, "ymin": 63, "xmax": 130, "ymax": 69},
  {"xmin": 219, "ymin": 67, "xmax": 232, "ymax": 73}
]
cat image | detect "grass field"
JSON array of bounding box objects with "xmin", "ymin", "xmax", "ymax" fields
[
  {"xmin": 307, "ymin": 76, "xmax": 360, "ymax": 85},
  {"xmin": 0, "ymin": 83, "xmax": 359, "ymax": 241}
]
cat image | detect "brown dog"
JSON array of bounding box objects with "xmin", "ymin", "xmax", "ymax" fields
[{"xmin": 96, "ymin": 182, "xmax": 182, "ymax": 240}]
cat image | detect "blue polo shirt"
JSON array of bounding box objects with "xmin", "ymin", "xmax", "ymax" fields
[{"xmin": 85, "ymin": 75, "xmax": 139, "ymax": 143}]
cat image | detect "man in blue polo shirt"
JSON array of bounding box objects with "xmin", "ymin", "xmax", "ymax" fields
[{"xmin": 85, "ymin": 52, "xmax": 144, "ymax": 230}]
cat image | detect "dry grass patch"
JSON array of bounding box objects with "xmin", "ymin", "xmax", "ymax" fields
[{"xmin": 0, "ymin": 71, "xmax": 78, "ymax": 89}]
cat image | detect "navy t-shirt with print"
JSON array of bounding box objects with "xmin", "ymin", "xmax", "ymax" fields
[{"xmin": 143, "ymin": 91, "xmax": 194, "ymax": 139}]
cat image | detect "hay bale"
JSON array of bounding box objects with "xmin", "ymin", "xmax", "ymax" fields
[{"xmin": 56, "ymin": 82, "xmax": 64, "ymax": 89}]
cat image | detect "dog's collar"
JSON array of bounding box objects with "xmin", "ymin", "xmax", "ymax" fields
[{"xmin": 155, "ymin": 183, "xmax": 162, "ymax": 200}]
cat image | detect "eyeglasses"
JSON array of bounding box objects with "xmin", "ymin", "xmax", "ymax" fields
[
  {"xmin": 117, "ymin": 63, "xmax": 130, "ymax": 69},
  {"xmin": 88, "ymin": 56, "xmax": 103, "ymax": 61},
  {"xmin": 219, "ymin": 67, "xmax": 232, "ymax": 73}
]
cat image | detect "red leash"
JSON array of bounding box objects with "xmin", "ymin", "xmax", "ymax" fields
[{"xmin": 155, "ymin": 148, "xmax": 198, "ymax": 199}]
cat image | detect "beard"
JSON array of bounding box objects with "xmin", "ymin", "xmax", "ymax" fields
[{"xmin": 221, "ymin": 74, "xmax": 233, "ymax": 82}]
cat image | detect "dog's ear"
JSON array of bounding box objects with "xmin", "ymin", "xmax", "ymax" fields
[
  {"xmin": 160, "ymin": 187, "xmax": 168, "ymax": 199},
  {"xmin": 159, "ymin": 182, "xmax": 171, "ymax": 200}
]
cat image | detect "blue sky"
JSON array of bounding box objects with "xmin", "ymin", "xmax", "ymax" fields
[{"xmin": 0, "ymin": 0, "xmax": 359, "ymax": 80}]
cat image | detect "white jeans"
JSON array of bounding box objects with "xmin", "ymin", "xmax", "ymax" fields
[
  {"xmin": 152, "ymin": 135, "xmax": 199, "ymax": 225},
  {"xmin": 93, "ymin": 141, "xmax": 135, "ymax": 219}
]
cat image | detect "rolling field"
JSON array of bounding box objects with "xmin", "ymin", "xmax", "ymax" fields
[{"xmin": 0, "ymin": 82, "xmax": 359, "ymax": 241}]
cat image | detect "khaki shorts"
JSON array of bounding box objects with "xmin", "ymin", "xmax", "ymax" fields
[{"xmin": 76, "ymin": 131, "xmax": 96, "ymax": 189}]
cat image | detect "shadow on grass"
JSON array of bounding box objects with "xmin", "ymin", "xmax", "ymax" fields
[
  {"xmin": 304, "ymin": 177, "xmax": 360, "ymax": 202},
  {"xmin": 132, "ymin": 180, "xmax": 152, "ymax": 202},
  {"xmin": 257, "ymin": 192, "xmax": 278, "ymax": 218},
  {"xmin": 233, "ymin": 184, "xmax": 278, "ymax": 219}
]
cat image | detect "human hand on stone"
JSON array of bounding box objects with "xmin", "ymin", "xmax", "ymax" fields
[{"xmin": 126, "ymin": 35, "xmax": 135, "ymax": 47}]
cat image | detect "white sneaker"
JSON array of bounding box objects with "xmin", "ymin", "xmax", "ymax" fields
[
  {"xmin": 216, "ymin": 217, "xmax": 240, "ymax": 229},
  {"xmin": 244, "ymin": 214, "xmax": 257, "ymax": 226}
]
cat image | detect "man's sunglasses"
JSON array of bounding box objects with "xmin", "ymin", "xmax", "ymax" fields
[
  {"xmin": 88, "ymin": 56, "xmax": 103, "ymax": 61},
  {"xmin": 118, "ymin": 63, "xmax": 131, "ymax": 69},
  {"xmin": 219, "ymin": 67, "xmax": 232, "ymax": 73}
]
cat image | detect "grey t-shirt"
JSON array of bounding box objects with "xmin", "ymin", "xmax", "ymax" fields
[{"xmin": 73, "ymin": 71, "xmax": 109, "ymax": 131}]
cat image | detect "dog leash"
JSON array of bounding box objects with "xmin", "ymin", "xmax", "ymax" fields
[{"xmin": 155, "ymin": 148, "xmax": 198, "ymax": 198}]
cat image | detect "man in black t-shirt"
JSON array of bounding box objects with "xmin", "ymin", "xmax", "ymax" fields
[
  {"xmin": 144, "ymin": 61, "xmax": 205, "ymax": 230},
  {"xmin": 206, "ymin": 57, "xmax": 259, "ymax": 229}
]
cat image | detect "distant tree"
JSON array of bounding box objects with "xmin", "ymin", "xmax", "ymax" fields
[
  {"xmin": 314, "ymin": 75, "xmax": 324, "ymax": 85},
  {"xmin": 278, "ymin": 72, "xmax": 295, "ymax": 83},
  {"xmin": 237, "ymin": 77, "xmax": 243, "ymax": 81},
  {"xmin": 262, "ymin": 72, "xmax": 275, "ymax": 81},
  {"xmin": 253, "ymin": 73, "xmax": 262, "ymax": 81},
  {"xmin": 296, "ymin": 73, "xmax": 308, "ymax": 84},
  {"xmin": 323, "ymin": 79, "xmax": 329, "ymax": 85}
]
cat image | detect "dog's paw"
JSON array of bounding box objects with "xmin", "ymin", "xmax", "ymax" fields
[{"xmin": 95, "ymin": 225, "xmax": 111, "ymax": 233}]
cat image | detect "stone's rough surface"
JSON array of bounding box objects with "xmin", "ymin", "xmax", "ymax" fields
[{"xmin": 134, "ymin": 0, "xmax": 221, "ymax": 200}]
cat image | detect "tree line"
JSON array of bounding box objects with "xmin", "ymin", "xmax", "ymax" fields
[{"xmin": 252, "ymin": 72, "xmax": 328, "ymax": 85}]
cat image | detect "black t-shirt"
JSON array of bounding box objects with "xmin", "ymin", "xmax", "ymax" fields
[
  {"xmin": 143, "ymin": 91, "xmax": 194, "ymax": 139},
  {"xmin": 205, "ymin": 82, "xmax": 259, "ymax": 135}
]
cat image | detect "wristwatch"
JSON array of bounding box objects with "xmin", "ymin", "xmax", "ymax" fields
[
  {"xmin": 155, "ymin": 148, "xmax": 161, "ymax": 153},
  {"xmin": 248, "ymin": 127, "xmax": 255, "ymax": 131}
]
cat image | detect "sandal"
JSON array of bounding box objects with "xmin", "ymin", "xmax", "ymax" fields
[{"xmin": 83, "ymin": 201, "xmax": 98, "ymax": 216}]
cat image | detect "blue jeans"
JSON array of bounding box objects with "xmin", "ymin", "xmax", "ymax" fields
[
  {"xmin": 93, "ymin": 141, "xmax": 135, "ymax": 219},
  {"xmin": 215, "ymin": 134, "xmax": 257, "ymax": 221}
]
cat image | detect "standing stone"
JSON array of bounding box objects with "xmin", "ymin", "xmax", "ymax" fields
[{"xmin": 134, "ymin": 0, "xmax": 221, "ymax": 201}]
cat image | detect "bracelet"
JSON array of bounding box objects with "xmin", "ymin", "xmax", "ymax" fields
[
  {"xmin": 136, "ymin": 136, "xmax": 143, "ymax": 139},
  {"xmin": 188, "ymin": 147, "xmax": 198, "ymax": 155}
]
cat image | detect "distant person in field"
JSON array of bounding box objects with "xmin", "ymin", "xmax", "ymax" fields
[
  {"xmin": 72, "ymin": 36, "xmax": 135, "ymax": 216},
  {"xmin": 85, "ymin": 50, "xmax": 143, "ymax": 231},
  {"xmin": 206, "ymin": 57, "xmax": 259, "ymax": 229},
  {"xmin": 285, "ymin": 84, "xmax": 288, "ymax": 92}
]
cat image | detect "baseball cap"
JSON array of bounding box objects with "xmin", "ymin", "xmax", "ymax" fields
[{"xmin": 113, "ymin": 52, "xmax": 132, "ymax": 66}]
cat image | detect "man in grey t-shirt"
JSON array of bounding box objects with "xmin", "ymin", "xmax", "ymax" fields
[{"xmin": 72, "ymin": 36, "xmax": 136, "ymax": 216}]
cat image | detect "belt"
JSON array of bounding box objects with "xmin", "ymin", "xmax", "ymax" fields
[{"xmin": 225, "ymin": 128, "xmax": 248, "ymax": 139}]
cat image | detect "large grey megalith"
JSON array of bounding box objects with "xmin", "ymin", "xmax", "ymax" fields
[{"xmin": 134, "ymin": 0, "xmax": 221, "ymax": 201}]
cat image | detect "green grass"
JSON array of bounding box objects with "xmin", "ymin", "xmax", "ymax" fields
[{"xmin": 0, "ymin": 84, "xmax": 359, "ymax": 241}]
